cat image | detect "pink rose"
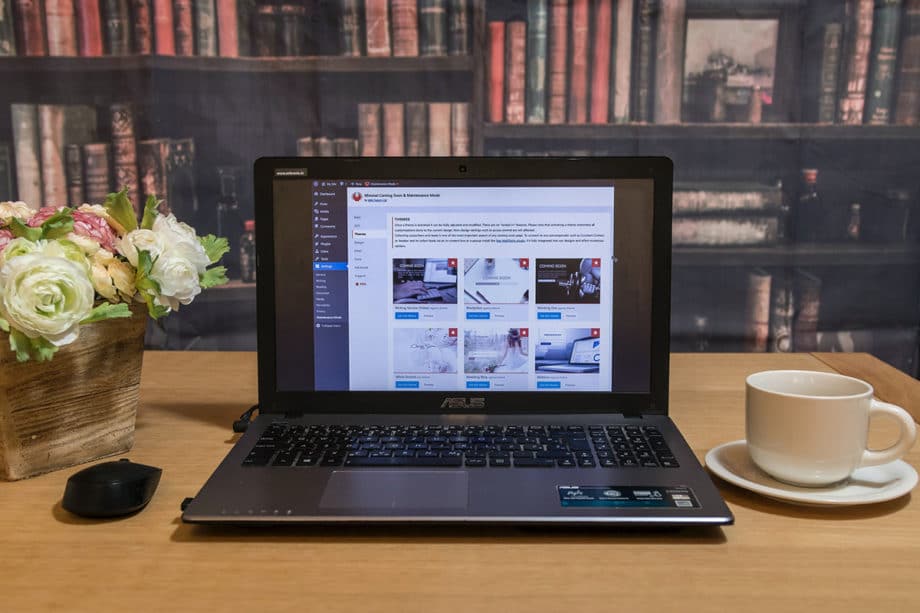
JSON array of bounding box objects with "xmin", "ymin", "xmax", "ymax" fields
[
  {"xmin": 27, "ymin": 206, "xmax": 118, "ymax": 252},
  {"xmin": 72, "ymin": 210, "xmax": 118, "ymax": 252},
  {"xmin": 0, "ymin": 229, "xmax": 12, "ymax": 252},
  {"xmin": 27, "ymin": 206, "xmax": 62, "ymax": 227}
]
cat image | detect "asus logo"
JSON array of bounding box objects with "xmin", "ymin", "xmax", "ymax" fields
[{"xmin": 440, "ymin": 397, "xmax": 486, "ymax": 409}]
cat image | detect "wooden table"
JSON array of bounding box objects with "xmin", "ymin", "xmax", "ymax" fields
[{"xmin": 1, "ymin": 352, "xmax": 918, "ymax": 612}]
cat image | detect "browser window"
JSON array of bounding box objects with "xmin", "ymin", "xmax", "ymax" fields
[{"xmin": 272, "ymin": 177, "xmax": 654, "ymax": 395}]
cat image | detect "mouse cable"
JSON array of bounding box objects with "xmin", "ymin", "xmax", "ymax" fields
[{"xmin": 233, "ymin": 405, "xmax": 259, "ymax": 433}]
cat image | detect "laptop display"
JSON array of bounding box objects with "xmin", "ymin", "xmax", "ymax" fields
[{"xmin": 271, "ymin": 177, "xmax": 655, "ymax": 396}]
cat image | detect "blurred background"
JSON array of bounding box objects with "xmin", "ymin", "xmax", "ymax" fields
[{"xmin": 1, "ymin": 0, "xmax": 917, "ymax": 376}]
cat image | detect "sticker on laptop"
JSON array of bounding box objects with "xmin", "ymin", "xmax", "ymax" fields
[{"xmin": 557, "ymin": 486, "xmax": 700, "ymax": 508}]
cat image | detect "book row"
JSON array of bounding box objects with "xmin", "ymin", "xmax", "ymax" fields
[
  {"xmin": 357, "ymin": 102, "xmax": 470, "ymax": 157},
  {"xmin": 0, "ymin": 0, "xmax": 471, "ymax": 58},
  {"xmin": 678, "ymin": 266, "xmax": 917, "ymax": 374},
  {"xmin": 295, "ymin": 102, "xmax": 470, "ymax": 158},
  {"xmin": 339, "ymin": 0, "xmax": 469, "ymax": 58},
  {"xmin": 487, "ymin": 0, "xmax": 920, "ymax": 126},
  {"xmin": 1, "ymin": 0, "xmax": 235, "ymax": 56},
  {"xmin": 3, "ymin": 103, "xmax": 197, "ymax": 220}
]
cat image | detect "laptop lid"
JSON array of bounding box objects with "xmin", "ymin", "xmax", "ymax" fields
[{"xmin": 253, "ymin": 157, "xmax": 672, "ymax": 416}]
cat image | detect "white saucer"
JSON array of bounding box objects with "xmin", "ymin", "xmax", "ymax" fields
[{"xmin": 705, "ymin": 440, "xmax": 918, "ymax": 507}]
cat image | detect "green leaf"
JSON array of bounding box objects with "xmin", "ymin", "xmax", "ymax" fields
[
  {"xmin": 133, "ymin": 249, "xmax": 168, "ymax": 319},
  {"xmin": 140, "ymin": 194, "xmax": 160, "ymax": 230},
  {"xmin": 39, "ymin": 207, "xmax": 74, "ymax": 239},
  {"xmin": 8, "ymin": 329, "xmax": 58, "ymax": 362},
  {"xmin": 9, "ymin": 329, "xmax": 31, "ymax": 362},
  {"xmin": 140, "ymin": 291, "xmax": 169, "ymax": 319},
  {"xmin": 80, "ymin": 302, "xmax": 132, "ymax": 325},
  {"xmin": 199, "ymin": 234, "xmax": 230, "ymax": 265},
  {"xmin": 31, "ymin": 336, "xmax": 58, "ymax": 362},
  {"xmin": 8, "ymin": 217, "xmax": 42, "ymax": 242},
  {"xmin": 103, "ymin": 188, "xmax": 138, "ymax": 233},
  {"xmin": 134, "ymin": 249, "xmax": 162, "ymax": 294},
  {"xmin": 199, "ymin": 265, "xmax": 228, "ymax": 289},
  {"xmin": 0, "ymin": 318, "xmax": 9, "ymax": 333}
]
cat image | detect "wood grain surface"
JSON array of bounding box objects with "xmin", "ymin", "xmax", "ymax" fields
[{"xmin": 0, "ymin": 352, "xmax": 916, "ymax": 612}]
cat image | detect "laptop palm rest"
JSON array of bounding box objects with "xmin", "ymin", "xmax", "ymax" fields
[{"xmin": 319, "ymin": 471, "xmax": 469, "ymax": 511}]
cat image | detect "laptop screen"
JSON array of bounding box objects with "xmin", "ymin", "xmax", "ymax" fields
[{"xmin": 272, "ymin": 177, "xmax": 654, "ymax": 394}]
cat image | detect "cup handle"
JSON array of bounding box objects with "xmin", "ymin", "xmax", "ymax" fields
[{"xmin": 859, "ymin": 400, "xmax": 918, "ymax": 468}]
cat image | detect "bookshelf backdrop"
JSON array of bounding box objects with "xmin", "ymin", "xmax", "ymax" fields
[{"xmin": 0, "ymin": 0, "xmax": 918, "ymax": 375}]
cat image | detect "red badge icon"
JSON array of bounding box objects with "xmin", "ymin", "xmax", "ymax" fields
[
  {"xmin": 519, "ymin": 258, "xmax": 529, "ymax": 269},
  {"xmin": 519, "ymin": 328, "xmax": 529, "ymax": 337},
  {"xmin": 448, "ymin": 328, "xmax": 458, "ymax": 337},
  {"xmin": 591, "ymin": 328, "xmax": 600, "ymax": 337},
  {"xmin": 591, "ymin": 258, "xmax": 601, "ymax": 268},
  {"xmin": 448, "ymin": 258, "xmax": 458, "ymax": 267},
  {"xmin": 352, "ymin": 192, "xmax": 362, "ymax": 202}
]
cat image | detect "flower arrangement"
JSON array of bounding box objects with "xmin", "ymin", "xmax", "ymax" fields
[{"xmin": 0, "ymin": 189, "xmax": 228, "ymax": 362}]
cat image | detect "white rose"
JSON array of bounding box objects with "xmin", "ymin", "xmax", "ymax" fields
[
  {"xmin": 153, "ymin": 214, "xmax": 209, "ymax": 274},
  {"xmin": 0, "ymin": 237, "xmax": 41, "ymax": 268},
  {"xmin": 0, "ymin": 253, "xmax": 94, "ymax": 346},
  {"xmin": 117, "ymin": 229, "xmax": 166, "ymax": 267},
  {"xmin": 0, "ymin": 201, "xmax": 34, "ymax": 223},
  {"xmin": 151, "ymin": 254, "xmax": 201, "ymax": 310}
]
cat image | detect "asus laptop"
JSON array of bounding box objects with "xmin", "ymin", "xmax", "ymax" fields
[{"xmin": 182, "ymin": 157, "xmax": 733, "ymax": 526}]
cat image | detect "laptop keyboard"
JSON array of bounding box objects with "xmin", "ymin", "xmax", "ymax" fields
[{"xmin": 242, "ymin": 423, "xmax": 679, "ymax": 469}]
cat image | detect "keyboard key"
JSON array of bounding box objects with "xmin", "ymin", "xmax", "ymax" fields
[
  {"xmin": 557, "ymin": 458, "xmax": 576, "ymax": 467},
  {"xmin": 345, "ymin": 457, "xmax": 462, "ymax": 467},
  {"xmin": 600, "ymin": 459, "xmax": 617, "ymax": 467},
  {"xmin": 489, "ymin": 457, "xmax": 511, "ymax": 467},
  {"xmin": 641, "ymin": 460, "xmax": 660, "ymax": 467},
  {"xmin": 578, "ymin": 458, "xmax": 596, "ymax": 467},
  {"xmin": 242, "ymin": 450, "xmax": 274, "ymax": 466},
  {"xmin": 295, "ymin": 455, "xmax": 319, "ymax": 466},
  {"xmin": 536, "ymin": 450, "xmax": 572, "ymax": 460},
  {"xmin": 465, "ymin": 458, "xmax": 487, "ymax": 467},
  {"xmin": 514, "ymin": 458, "xmax": 555, "ymax": 468},
  {"xmin": 512, "ymin": 451, "xmax": 535, "ymax": 459},
  {"xmin": 321, "ymin": 456, "xmax": 344, "ymax": 466},
  {"xmin": 661, "ymin": 460, "xmax": 680, "ymax": 468}
]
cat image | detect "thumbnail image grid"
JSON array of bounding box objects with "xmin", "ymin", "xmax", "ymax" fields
[
  {"xmin": 392, "ymin": 258, "xmax": 458, "ymax": 304},
  {"xmin": 463, "ymin": 257, "xmax": 530, "ymax": 304},
  {"xmin": 393, "ymin": 328, "xmax": 458, "ymax": 374},
  {"xmin": 535, "ymin": 328, "xmax": 601, "ymax": 374},
  {"xmin": 535, "ymin": 258, "xmax": 601, "ymax": 304},
  {"xmin": 463, "ymin": 328, "xmax": 529, "ymax": 373}
]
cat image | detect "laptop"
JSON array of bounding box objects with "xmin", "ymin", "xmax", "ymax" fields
[
  {"xmin": 182, "ymin": 157, "xmax": 734, "ymax": 526},
  {"xmin": 537, "ymin": 336, "xmax": 600, "ymax": 373}
]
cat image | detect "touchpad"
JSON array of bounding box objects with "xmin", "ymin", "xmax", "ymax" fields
[{"xmin": 319, "ymin": 471, "xmax": 469, "ymax": 511}]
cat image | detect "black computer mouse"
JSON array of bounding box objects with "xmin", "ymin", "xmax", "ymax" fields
[{"xmin": 62, "ymin": 458, "xmax": 162, "ymax": 518}]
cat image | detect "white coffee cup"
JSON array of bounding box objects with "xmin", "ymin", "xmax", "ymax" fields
[{"xmin": 746, "ymin": 370, "xmax": 917, "ymax": 487}]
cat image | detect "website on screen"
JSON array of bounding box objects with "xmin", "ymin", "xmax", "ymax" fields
[{"xmin": 344, "ymin": 186, "xmax": 614, "ymax": 392}]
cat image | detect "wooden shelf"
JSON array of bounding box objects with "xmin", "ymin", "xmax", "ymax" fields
[
  {"xmin": 0, "ymin": 55, "xmax": 474, "ymax": 74},
  {"xmin": 673, "ymin": 244, "xmax": 920, "ymax": 268},
  {"xmin": 484, "ymin": 123, "xmax": 920, "ymax": 142}
]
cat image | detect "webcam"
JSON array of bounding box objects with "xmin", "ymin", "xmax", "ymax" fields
[{"xmin": 458, "ymin": 164, "xmax": 467, "ymax": 173}]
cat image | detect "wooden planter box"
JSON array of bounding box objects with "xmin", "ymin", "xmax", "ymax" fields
[{"xmin": 0, "ymin": 305, "xmax": 148, "ymax": 480}]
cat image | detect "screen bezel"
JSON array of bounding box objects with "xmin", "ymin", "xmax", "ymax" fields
[{"xmin": 254, "ymin": 157, "xmax": 672, "ymax": 415}]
